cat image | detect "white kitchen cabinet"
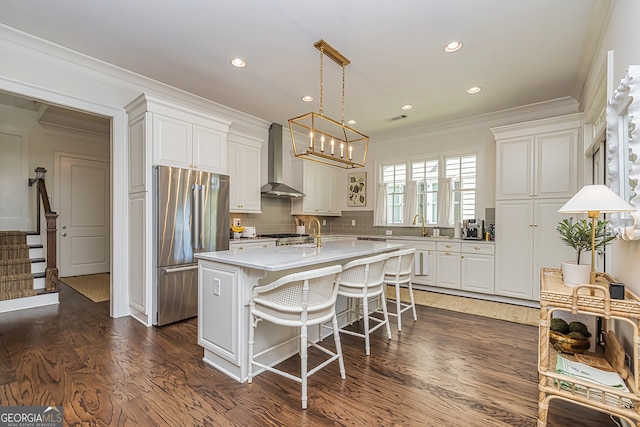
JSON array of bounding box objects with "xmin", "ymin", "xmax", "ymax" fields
[
  {"xmin": 460, "ymin": 242, "xmax": 494, "ymax": 294},
  {"xmin": 154, "ymin": 114, "xmax": 227, "ymax": 173},
  {"xmin": 228, "ymin": 134, "xmax": 262, "ymax": 213},
  {"xmin": 291, "ymin": 160, "xmax": 342, "ymax": 216},
  {"xmin": 126, "ymin": 94, "xmax": 230, "ymax": 174},
  {"xmin": 436, "ymin": 241, "xmax": 461, "ymax": 289},
  {"xmin": 494, "ymin": 199, "xmax": 574, "ymax": 300},
  {"xmin": 492, "ymin": 114, "xmax": 582, "ymax": 302},
  {"xmin": 493, "ymin": 114, "xmax": 581, "ymax": 201}
]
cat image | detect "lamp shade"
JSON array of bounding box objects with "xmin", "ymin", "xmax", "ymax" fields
[{"xmin": 558, "ymin": 185, "xmax": 634, "ymax": 213}]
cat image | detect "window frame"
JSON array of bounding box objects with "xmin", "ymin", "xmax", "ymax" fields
[{"xmin": 378, "ymin": 147, "xmax": 483, "ymax": 227}]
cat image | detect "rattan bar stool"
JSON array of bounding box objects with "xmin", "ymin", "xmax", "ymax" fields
[
  {"xmin": 247, "ymin": 264, "xmax": 345, "ymax": 410},
  {"xmin": 383, "ymin": 247, "xmax": 417, "ymax": 332},
  {"xmin": 336, "ymin": 252, "xmax": 392, "ymax": 355}
]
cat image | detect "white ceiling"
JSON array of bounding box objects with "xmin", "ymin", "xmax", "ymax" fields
[{"xmin": 0, "ymin": 0, "xmax": 610, "ymax": 137}]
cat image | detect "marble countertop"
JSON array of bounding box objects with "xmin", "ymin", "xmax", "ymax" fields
[{"xmin": 196, "ymin": 240, "xmax": 407, "ymax": 271}]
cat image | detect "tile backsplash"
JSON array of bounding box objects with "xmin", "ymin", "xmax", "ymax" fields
[{"xmin": 231, "ymin": 196, "xmax": 496, "ymax": 238}]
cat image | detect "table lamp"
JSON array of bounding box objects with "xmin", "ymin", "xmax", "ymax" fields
[{"xmin": 558, "ymin": 185, "xmax": 634, "ymax": 284}]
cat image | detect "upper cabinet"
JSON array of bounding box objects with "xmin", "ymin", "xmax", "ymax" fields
[
  {"xmin": 127, "ymin": 94, "xmax": 231, "ymax": 175},
  {"xmin": 493, "ymin": 114, "xmax": 581, "ymax": 201},
  {"xmin": 228, "ymin": 133, "xmax": 262, "ymax": 213},
  {"xmin": 291, "ymin": 160, "xmax": 342, "ymax": 216}
]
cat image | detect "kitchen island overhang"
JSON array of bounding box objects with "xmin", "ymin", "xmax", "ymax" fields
[{"xmin": 195, "ymin": 240, "xmax": 407, "ymax": 382}]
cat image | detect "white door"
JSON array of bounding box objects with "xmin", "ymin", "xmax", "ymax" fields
[{"xmin": 59, "ymin": 156, "xmax": 110, "ymax": 276}]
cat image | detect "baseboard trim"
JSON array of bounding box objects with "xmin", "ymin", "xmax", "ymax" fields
[{"xmin": 0, "ymin": 292, "xmax": 59, "ymax": 314}]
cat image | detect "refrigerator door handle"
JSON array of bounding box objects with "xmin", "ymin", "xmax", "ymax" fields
[
  {"xmin": 199, "ymin": 184, "xmax": 205, "ymax": 250},
  {"xmin": 161, "ymin": 265, "xmax": 198, "ymax": 274},
  {"xmin": 191, "ymin": 184, "xmax": 200, "ymax": 250}
]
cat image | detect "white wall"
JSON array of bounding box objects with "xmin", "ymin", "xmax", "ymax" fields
[{"xmin": 581, "ymin": 0, "xmax": 640, "ymax": 294}]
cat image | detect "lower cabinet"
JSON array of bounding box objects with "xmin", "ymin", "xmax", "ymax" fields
[
  {"xmin": 393, "ymin": 238, "xmax": 494, "ymax": 296},
  {"xmin": 460, "ymin": 242, "xmax": 495, "ymax": 294},
  {"xmin": 436, "ymin": 241, "xmax": 462, "ymax": 289}
]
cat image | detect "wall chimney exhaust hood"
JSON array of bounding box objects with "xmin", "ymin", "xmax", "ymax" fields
[{"xmin": 261, "ymin": 123, "xmax": 305, "ymax": 198}]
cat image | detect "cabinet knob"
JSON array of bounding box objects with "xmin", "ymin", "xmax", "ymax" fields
[
  {"xmin": 461, "ymin": 255, "xmax": 465, "ymax": 258},
  {"xmin": 529, "ymin": 193, "xmax": 534, "ymax": 197},
  {"xmin": 474, "ymin": 246, "xmax": 481, "ymax": 250},
  {"xmin": 533, "ymin": 223, "xmax": 538, "ymax": 227}
]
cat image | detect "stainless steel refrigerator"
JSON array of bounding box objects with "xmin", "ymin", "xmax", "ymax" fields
[{"xmin": 153, "ymin": 165, "xmax": 229, "ymax": 326}]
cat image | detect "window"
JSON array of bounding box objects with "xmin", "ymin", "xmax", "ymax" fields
[
  {"xmin": 412, "ymin": 159, "xmax": 439, "ymax": 224},
  {"xmin": 382, "ymin": 163, "xmax": 406, "ymax": 224},
  {"xmin": 379, "ymin": 153, "xmax": 477, "ymax": 226},
  {"xmin": 446, "ymin": 155, "xmax": 476, "ymax": 223}
]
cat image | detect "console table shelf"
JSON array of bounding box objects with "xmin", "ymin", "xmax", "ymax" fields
[{"xmin": 538, "ymin": 268, "xmax": 640, "ymax": 426}]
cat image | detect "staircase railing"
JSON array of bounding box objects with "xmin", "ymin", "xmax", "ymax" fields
[{"xmin": 28, "ymin": 167, "xmax": 59, "ymax": 292}]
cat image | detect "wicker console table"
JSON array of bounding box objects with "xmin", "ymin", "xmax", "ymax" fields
[{"xmin": 538, "ymin": 268, "xmax": 640, "ymax": 426}]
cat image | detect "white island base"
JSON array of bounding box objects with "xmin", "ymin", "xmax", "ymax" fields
[{"xmin": 196, "ymin": 240, "xmax": 405, "ymax": 382}]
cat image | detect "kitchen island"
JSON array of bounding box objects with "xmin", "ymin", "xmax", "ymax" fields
[{"xmin": 195, "ymin": 240, "xmax": 406, "ymax": 382}]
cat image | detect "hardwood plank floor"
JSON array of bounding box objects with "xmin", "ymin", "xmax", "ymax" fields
[{"xmin": 0, "ymin": 283, "xmax": 621, "ymax": 426}]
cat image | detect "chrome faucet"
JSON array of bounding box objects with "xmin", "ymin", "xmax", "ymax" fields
[
  {"xmin": 309, "ymin": 217, "xmax": 322, "ymax": 247},
  {"xmin": 413, "ymin": 213, "xmax": 427, "ymax": 237}
]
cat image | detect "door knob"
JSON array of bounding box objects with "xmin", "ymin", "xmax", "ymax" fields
[{"xmin": 62, "ymin": 232, "xmax": 67, "ymax": 237}]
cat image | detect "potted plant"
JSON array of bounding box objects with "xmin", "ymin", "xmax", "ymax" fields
[{"xmin": 556, "ymin": 217, "xmax": 616, "ymax": 286}]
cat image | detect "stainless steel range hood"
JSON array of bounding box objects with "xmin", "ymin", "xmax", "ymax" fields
[{"xmin": 261, "ymin": 123, "xmax": 305, "ymax": 198}]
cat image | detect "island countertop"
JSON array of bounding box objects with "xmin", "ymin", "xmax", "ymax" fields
[{"xmin": 195, "ymin": 240, "xmax": 407, "ymax": 271}]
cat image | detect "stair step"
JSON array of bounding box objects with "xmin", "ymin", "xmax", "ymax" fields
[
  {"xmin": 33, "ymin": 273, "xmax": 45, "ymax": 290},
  {"xmin": 26, "ymin": 233, "xmax": 41, "ymax": 246},
  {"xmin": 31, "ymin": 259, "xmax": 46, "ymax": 274},
  {"xmin": 29, "ymin": 245, "xmax": 44, "ymax": 259}
]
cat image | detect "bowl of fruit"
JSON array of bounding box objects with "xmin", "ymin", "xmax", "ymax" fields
[{"xmin": 549, "ymin": 318, "xmax": 591, "ymax": 354}]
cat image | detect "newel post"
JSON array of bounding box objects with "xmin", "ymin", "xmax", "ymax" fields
[{"xmin": 45, "ymin": 212, "xmax": 59, "ymax": 292}]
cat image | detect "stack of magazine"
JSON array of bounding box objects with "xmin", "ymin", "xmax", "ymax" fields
[{"xmin": 555, "ymin": 355, "xmax": 633, "ymax": 408}]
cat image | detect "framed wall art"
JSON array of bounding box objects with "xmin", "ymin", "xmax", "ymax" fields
[{"xmin": 347, "ymin": 172, "xmax": 366, "ymax": 207}]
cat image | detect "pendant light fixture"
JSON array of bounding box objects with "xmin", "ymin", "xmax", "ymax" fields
[{"xmin": 289, "ymin": 40, "xmax": 369, "ymax": 169}]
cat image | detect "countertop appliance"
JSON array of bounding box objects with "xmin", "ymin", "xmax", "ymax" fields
[
  {"xmin": 258, "ymin": 233, "xmax": 315, "ymax": 246},
  {"xmin": 462, "ymin": 219, "xmax": 484, "ymax": 240},
  {"xmin": 242, "ymin": 226, "xmax": 256, "ymax": 238},
  {"xmin": 153, "ymin": 165, "xmax": 229, "ymax": 326}
]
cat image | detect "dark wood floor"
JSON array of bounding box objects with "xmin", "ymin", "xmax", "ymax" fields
[{"xmin": 0, "ymin": 283, "xmax": 621, "ymax": 426}]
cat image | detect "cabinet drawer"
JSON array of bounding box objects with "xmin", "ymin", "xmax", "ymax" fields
[
  {"xmin": 436, "ymin": 241, "xmax": 461, "ymax": 252},
  {"xmin": 461, "ymin": 243, "xmax": 495, "ymax": 255}
]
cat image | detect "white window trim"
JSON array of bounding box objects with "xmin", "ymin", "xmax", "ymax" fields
[{"xmin": 376, "ymin": 145, "xmax": 485, "ymax": 227}]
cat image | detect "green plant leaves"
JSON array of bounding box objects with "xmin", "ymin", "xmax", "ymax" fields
[{"xmin": 556, "ymin": 217, "xmax": 616, "ymax": 264}]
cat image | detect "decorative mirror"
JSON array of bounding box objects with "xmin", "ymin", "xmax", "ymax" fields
[{"xmin": 607, "ymin": 65, "xmax": 640, "ymax": 240}]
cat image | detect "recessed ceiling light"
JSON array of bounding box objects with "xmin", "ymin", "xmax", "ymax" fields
[
  {"xmin": 347, "ymin": 119, "xmax": 357, "ymax": 125},
  {"xmin": 302, "ymin": 95, "xmax": 313, "ymax": 102},
  {"xmin": 230, "ymin": 58, "xmax": 246, "ymax": 68},
  {"xmin": 444, "ymin": 41, "xmax": 463, "ymax": 53},
  {"xmin": 401, "ymin": 104, "xmax": 413, "ymax": 111},
  {"xmin": 466, "ymin": 86, "xmax": 482, "ymax": 94}
]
